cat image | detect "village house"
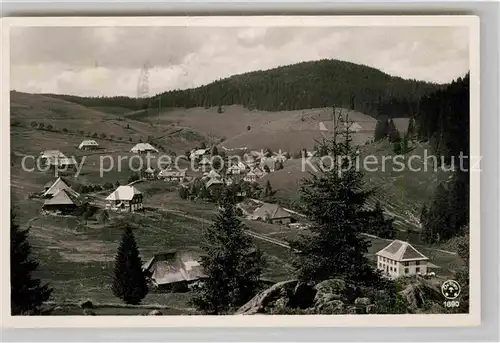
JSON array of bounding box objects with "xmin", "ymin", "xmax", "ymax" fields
[
  {"xmin": 205, "ymin": 177, "xmax": 224, "ymax": 191},
  {"xmin": 130, "ymin": 143, "xmax": 159, "ymax": 154},
  {"xmin": 39, "ymin": 150, "xmax": 66, "ymax": 166},
  {"xmin": 158, "ymin": 169, "xmax": 186, "ymax": 182},
  {"xmin": 143, "ymin": 167, "xmax": 155, "ymax": 180},
  {"xmin": 105, "ymin": 185, "xmax": 143, "ymax": 212},
  {"xmin": 260, "ymin": 157, "xmax": 276, "ymax": 173},
  {"xmin": 142, "ymin": 251, "xmax": 206, "ymax": 291},
  {"xmin": 376, "ymin": 240, "xmax": 430, "ymax": 279},
  {"xmin": 42, "ymin": 177, "xmax": 76, "ymax": 198},
  {"xmin": 42, "ymin": 188, "xmax": 85, "ymax": 215},
  {"xmin": 252, "ymin": 166, "xmax": 266, "ymax": 178},
  {"xmin": 243, "ymin": 170, "xmax": 257, "ymax": 183},
  {"xmin": 204, "ymin": 169, "xmax": 221, "ymax": 180},
  {"xmin": 226, "ymin": 164, "xmax": 242, "ymax": 175},
  {"xmin": 251, "ymin": 203, "xmax": 293, "ymax": 225},
  {"xmin": 189, "ymin": 148, "xmax": 208, "ymax": 161},
  {"xmin": 198, "ymin": 156, "xmax": 212, "ymax": 172},
  {"xmin": 243, "ymin": 154, "xmax": 257, "ymax": 169},
  {"xmin": 78, "ymin": 139, "xmax": 99, "ymax": 150}
]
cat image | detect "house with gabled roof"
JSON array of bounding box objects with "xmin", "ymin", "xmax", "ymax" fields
[
  {"xmin": 142, "ymin": 250, "xmax": 206, "ymax": 291},
  {"xmin": 42, "ymin": 189, "xmax": 85, "ymax": 214},
  {"xmin": 158, "ymin": 169, "xmax": 186, "ymax": 182},
  {"xmin": 189, "ymin": 148, "xmax": 208, "ymax": 161},
  {"xmin": 39, "ymin": 150, "xmax": 67, "ymax": 167},
  {"xmin": 376, "ymin": 240, "xmax": 429, "ymax": 279},
  {"xmin": 43, "ymin": 177, "xmax": 78, "ymax": 198},
  {"xmin": 260, "ymin": 157, "xmax": 276, "ymax": 173},
  {"xmin": 78, "ymin": 140, "xmax": 99, "ymax": 150},
  {"xmin": 243, "ymin": 170, "xmax": 257, "ymax": 183},
  {"xmin": 130, "ymin": 143, "xmax": 158, "ymax": 154},
  {"xmin": 105, "ymin": 185, "xmax": 143, "ymax": 212},
  {"xmin": 251, "ymin": 203, "xmax": 292, "ymax": 225}
]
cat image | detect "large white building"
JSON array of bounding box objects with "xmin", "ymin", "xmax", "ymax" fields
[
  {"xmin": 376, "ymin": 240, "xmax": 429, "ymax": 279},
  {"xmin": 105, "ymin": 185, "xmax": 143, "ymax": 212}
]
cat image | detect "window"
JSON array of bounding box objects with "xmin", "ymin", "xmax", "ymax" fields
[
  {"xmin": 416, "ymin": 261, "xmax": 420, "ymax": 266},
  {"xmin": 404, "ymin": 262, "xmax": 409, "ymax": 266},
  {"xmin": 404, "ymin": 268, "xmax": 409, "ymax": 274},
  {"xmin": 416, "ymin": 267, "xmax": 420, "ymax": 273}
]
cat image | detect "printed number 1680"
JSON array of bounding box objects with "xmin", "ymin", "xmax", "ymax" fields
[{"xmin": 444, "ymin": 300, "xmax": 460, "ymax": 308}]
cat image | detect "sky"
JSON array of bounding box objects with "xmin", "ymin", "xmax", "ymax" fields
[{"xmin": 10, "ymin": 26, "xmax": 470, "ymax": 97}]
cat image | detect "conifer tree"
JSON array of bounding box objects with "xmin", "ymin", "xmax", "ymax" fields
[
  {"xmin": 387, "ymin": 118, "xmax": 401, "ymax": 143},
  {"xmin": 422, "ymin": 183, "xmax": 450, "ymax": 243},
  {"xmin": 11, "ymin": 210, "xmax": 52, "ymax": 315},
  {"xmin": 290, "ymin": 114, "xmax": 381, "ymax": 286},
  {"xmin": 112, "ymin": 224, "xmax": 148, "ymax": 305},
  {"xmin": 191, "ymin": 188, "xmax": 264, "ymax": 314},
  {"xmin": 374, "ymin": 118, "xmax": 389, "ymax": 141},
  {"xmin": 367, "ymin": 201, "xmax": 396, "ymax": 239}
]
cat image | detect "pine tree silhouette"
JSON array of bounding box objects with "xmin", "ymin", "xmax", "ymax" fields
[
  {"xmin": 112, "ymin": 224, "xmax": 148, "ymax": 305},
  {"xmin": 10, "ymin": 210, "xmax": 52, "ymax": 315},
  {"xmin": 191, "ymin": 188, "xmax": 264, "ymax": 314}
]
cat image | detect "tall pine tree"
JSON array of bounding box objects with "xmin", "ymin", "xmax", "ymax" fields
[
  {"xmin": 11, "ymin": 210, "xmax": 52, "ymax": 315},
  {"xmin": 191, "ymin": 188, "xmax": 264, "ymax": 314},
  {"xmin": 112, "ymin": 224, "xmax": 148, "ymax": 305},
  {"xmin": 290, "ymin": 114, "xmax": 381, "ymax": 285}
]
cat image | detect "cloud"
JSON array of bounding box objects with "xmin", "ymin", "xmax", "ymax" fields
[{"xmin": 10, "ymin": 26, "xmax": 469, "ymax": 97}]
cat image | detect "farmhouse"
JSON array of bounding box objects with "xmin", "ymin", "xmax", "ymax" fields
[
  {"xmin": 260, "ymin": 158, "xmax": 276, "ymax": 172},
  {"xmin": 206, "ymin": 177, "xmax": 224, "ymax": 190},
  {"xmin": 78, "ymin": 140, "xmax": 99, "ymax": 150},
  {"xmin": 142, "ymin": 251, "xmax": 206, "ymax": 291},
  {"xmin": 252, "ymin": 167, "xmax": 265, "ymax": 178},
  {"xmin": 39, "ymin": 150, "xmax": 66, "ymax": 165},
  {"xmin": 198, "ymin": 156, "xmax": 212, "ymax": 171},
  {"xmin": 376, "ymin": 240, "xmax": 429, "ymax": 279},
  {"xmin": 226, "ymin": 164, "xmax": 242, "ymax": 175},
  {"xmin": 105, "ymin": 185, "xmax": 143, "ymax": 212},
  {"xmin": 243, "ymin": 170, "xmax": 257, "ymax": 183},
  {"xmin": 251, "ymin": 203, "xmax": 292, "ymax": 225},
  {"xmin": 158, "ymin": 169, "xmax": 186, "ymax": 182},
  {"xmin": 130, "ymin": 143, "xmax": 159, "ymax": 154},
  {"xmin": 43, "ymin": 177, "xmax": 76, "ymax": 198},
  {"xmin": 42, "ymin": 189, "xmax": 85, "ymax": 214},
  {"xmin": 189, "ymin": 148, "xmax": 208, "ymax": 160}
]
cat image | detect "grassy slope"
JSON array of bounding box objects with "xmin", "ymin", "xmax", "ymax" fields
[
  {"xmin": 10, "ymin": 91, "xmax": 208, "ymax": 154},
  {"xmin": 260, "ymin": 139, "xmax": 451, "ymax": 232},
  {"xmin": 138, "ymin": 105, "xmax": 386, "ymax": 153}
]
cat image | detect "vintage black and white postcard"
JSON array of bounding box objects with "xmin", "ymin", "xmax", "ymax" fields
[{"xmin": 1, "ymin": 16, "xmax": 480, "ymax": 328}]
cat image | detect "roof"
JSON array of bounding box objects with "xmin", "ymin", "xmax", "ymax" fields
[
  {"xmin": 144, "ymin": 167, "xmax": 155, "ymax": 173},
  {"xmin": 206, "ymin": 178, "xmax": 224, "ymax": 188},
  {"xmin": 206, "ymin": 169, "xmax": 221, "ymax": 179},
  {"xmin": 130, "ymin": 143, "xmax": 158, "ymax": 153},
  {"xmin": 142, "ymin": 251, "xmax": 206, "ymax": 286},
  {"xmin": 78, "ymin": 140, "xmax": 99, "ymax": 148},
  {"xmin": 43, "ymin": 189, "xmax": 82, "ymax": 207},
  {"xmin": 158, "ymin": 169, "xmax": 186, "ymax": 177},
  {"xmin": 245, "ymin": 170, "xmax": 256, "ymax": 177},
  {"xmin": 260, "ymin": 158, "xmax": 276, "ymax": 169},
  {"xmin": 252, "ymin": 203, "xmax": 291, "ymax": 220},
  {"xmin": 105, "ymin": 185, "xmax": 142, "ymax": 201},
  {"xmin": 376, "ymin": 240, "xmax": 429, "ymax": 262},
  {"xmin": 43, "ymin": 177, "xmax": 79, "ymax": 197},
  {"xmin": 252, "ymin": 167, "xmax": 265, "ymax": 176},
  {"xmin": 199, "ymin": 156, "xmax": 211, "ymax": 165},
  {"xmin": 40, "ymin": 150, "xmax": 66, "ymax": 159}
]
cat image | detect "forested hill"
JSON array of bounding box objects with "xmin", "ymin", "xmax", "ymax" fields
[{"xmin": 42, "ymin": 59, "xmax": 441, "ymax": 117}]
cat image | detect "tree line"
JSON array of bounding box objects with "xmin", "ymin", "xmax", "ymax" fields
[{"xmin": 44, "ymin": 59, "xmax": 439, "ymax": 118}]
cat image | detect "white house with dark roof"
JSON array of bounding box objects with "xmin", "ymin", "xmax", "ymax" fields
[
  {"xmin": 78, "ymin": 140, "xmax": 99, "ymax": 150},
  {"xmin": 105, "ymin": 185, "xmax": 143, "ymax": 212},
  {"xmin": 130, "ymin": 143, "xmax": 159, "ymax": 154},
  {"xmin": 376, "ymin": 240, "xmax": 429, "ymax": 279}
]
